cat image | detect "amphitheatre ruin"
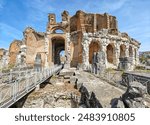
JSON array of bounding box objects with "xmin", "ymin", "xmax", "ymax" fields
[{"xmin": 0, "ymin": 10, "xmax": 150, "ymax": 108}]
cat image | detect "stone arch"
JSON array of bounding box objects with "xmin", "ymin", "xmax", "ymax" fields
[
  {"xmin": 51, "ymin": 26, "xmax": 65, "ymax": 33},
  {"xmin": 55, "ymin": 46, "xmax": 65, "ymax": 64},
  {"xmin": 120, "ymin": 44, "xmax": 126, "ymax": 58},
  {"xmin": 129, "ymin": 46, "xmax": 133, "ymax": 57},
  {"xmin": 89, "ymin": 41, "xmax": 101, "ymax": 64},
  {"xmin": 106, "ymin": 43, "xmax": 115, "ymax": 64},
  {"xmin": 51, "ymin": 36, "xmax": 65, "ymax": 64}
]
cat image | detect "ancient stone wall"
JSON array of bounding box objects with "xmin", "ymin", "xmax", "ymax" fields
[
  {"xmin": 70, "ymin": 16, "xmax": 77, "ymax": 32},
  {"xmin": 2, "ymin": 10, "xmax": 140, "ymax": 71},
  {"xmin": 24, "ymin": 27, "xmax": 45, "ymax": 67},
  {"xmin": 96, "ymin": 14, "xmax": 107, "ymax": 31},
  {"xmin": 0, "ymin": 48, "xmax": 9, "ymax": 69},
  {"xmin": 9, "ymin": 40, "xmax": 22, "ymax": 65},
  {"xmin": 80, "ymin": 30, "xmax": 140, "ymax": 70},
  {"xmin": 70, "ymin": 11, "xmax": 118, "ymax": 34}
]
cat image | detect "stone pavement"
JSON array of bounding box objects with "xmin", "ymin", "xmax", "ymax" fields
[{"xmin": 76, "ymin": 70, "xmax": 125, "ymax": 107}]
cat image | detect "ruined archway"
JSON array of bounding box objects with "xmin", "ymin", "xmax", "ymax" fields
[
  {"xmin": 52, "ymin": 37, "xmax": 65, "ymax": 64},
  {"xmin": 51, "ymin": 26, "xmax": 65, "ymax": 34},
  {"xmin": 89, "ymin": 41, "xmax": 100, "ymax": 64},
  {"xmin": 106, "ymin": 44, "xmax": 114, "ymax": 64},
  {"xmin": 59, "ymin": 50, "xmax": 65, "ymax": 64},
  {"xmin": 120, "ymin": 44, "xmax": 126, "ymax": 58},
  {"xmin": 52, "ymin": 29, "xmax": 64, "ymax": 34}
]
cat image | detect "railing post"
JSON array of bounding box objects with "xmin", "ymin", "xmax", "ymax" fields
[
  {"xmin": 146, "ymin": 82, "xmax": 148, "ymax": 94},
  {"xmin": 34, "ymin": 72, "xmax": 37, "ymax": 86},
  {"xmin": 9, "ymin": 69, "xmax": 12, "ymax": 82},
  {"xmin": 39, "ymin": 72, "xmax": 42, "ymax": 82},
  {"xmin": 0, "ymin": 90, "xmax": 2, "ymax": 104},
  {"xmin": 25, "ymin": 70, "xmax": 29, "ymax": 92},
  {"xmin": 44, "ymin": 69, "xmax": 46, "ymax": 79},
  {"xmin": 13, "ymin": 80, "xmax": 17, "ymax": 101}
]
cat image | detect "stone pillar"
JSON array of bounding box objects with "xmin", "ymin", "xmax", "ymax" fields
[
  {"xmin": 132, "ymin": 47, "xmax": 135, "ymax": 65},
  {"xmin": 78, "ymin": 11, "xmax": 86, "ymax": 32},
  {"xmin": 64, "ymin": 33, "xmax": 71, "ymax": 68},
  {"xmin": 125, "ymin": 44, "xmax": 129, "ymax": 57},
  {"xmin": 101, "ymin": 43, "xmax": 107, "ymax": 68},
  {"xmin": 82, "ymin": 33, "xmax": 89, "ymax": 70},
  {"xmin": 82, "ymin": 41, "xmax": 89, "ymax": 70},
  {"xmin": 115, "ymin": 42, "xmax": 120, "ymax": 67},
  {"xmin": 135, "ymin": 48, "xmax": 139, "ymax": 65},
  {"xmin": 106, "ymin": 14, "xmax": 110, "ymax": 29}
]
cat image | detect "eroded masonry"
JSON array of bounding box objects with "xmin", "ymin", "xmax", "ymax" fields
[{"xmin": 0, "ymin": 10, "xmax": 140, "ymax": 71}]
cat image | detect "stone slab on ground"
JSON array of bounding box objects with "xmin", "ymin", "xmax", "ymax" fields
[
  {"xmin": 77, "ymin": 71, "xmax": 125, "ymax": 107},
  {"xmin": 59, "ymin": 69, "xmax": 75, "ymax": 77},
  {"xmin": 70, "ymin": 76, "xmax": 77, "ymax": 84}
]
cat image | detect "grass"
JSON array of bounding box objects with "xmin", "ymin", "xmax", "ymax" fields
[
  {"xmin": 1, "ymin": 64, "xmax": 15, "ymax": 73},
  {"xmin": 134, "ymin": 69, "xmax": 150, "ymax": 73}
]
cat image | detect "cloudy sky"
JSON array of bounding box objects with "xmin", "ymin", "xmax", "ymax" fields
[{"xmin": 0, "ymin": 0, "xmax": 150, "ymax": 51}]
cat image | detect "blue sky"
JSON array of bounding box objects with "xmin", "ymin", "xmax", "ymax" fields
[{"xmin": 0, "ymin": 0, "xmax": 150, "ymax": 51}]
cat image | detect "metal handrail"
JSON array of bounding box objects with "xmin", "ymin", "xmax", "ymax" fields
[{"xmin": 0, "ymin": 65, "xmax": 62, "ymax": 108}]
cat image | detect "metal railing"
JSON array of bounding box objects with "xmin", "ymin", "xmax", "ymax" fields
[
  {"xmin": 122, "ymin": 72, "xmax": 150, "ymax": 94},
  {"xmin": 99, "ymin": 70, "xmax": 123, "ymax": 84},
  {"xmin": 0, "ymin": 65, "xmax": 62, "ymax": 108}
]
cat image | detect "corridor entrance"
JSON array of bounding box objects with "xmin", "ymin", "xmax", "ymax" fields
[{"xmin": 52, "ymin": 37, "xmax": 65, "ymax": 64}]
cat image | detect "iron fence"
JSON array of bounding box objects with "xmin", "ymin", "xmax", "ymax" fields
[{"xmin": 0, "ymin": 65, "xmax": 62, "ymax": 108}]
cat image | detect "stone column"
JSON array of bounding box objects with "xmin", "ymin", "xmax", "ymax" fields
[
  {"xmin": 135, "ymin": 47, "xmax": 139, "ymax": 65},
  {"xmin": 115, "ymin": 42, "xmax": 120, "ymax": 67},
  {"xmin": 125, "ymin": 44, "xmax": 129, "ymax": 57},
  {"xmin": 82, "ymin": 33, "xmax": 89, "ymax": 70},
  {"xmin": 64, "ymin": 33, "xmax": 71, "ymax": 68},
  {"xmin": 101, "ymin": 39, "xmax": 107, "ymax": 68},
  {"xmin": 105, "ymin": 13, "xmax": 110, "ymax": 29},
  {"xmin": 132, "ymin": 47, "xmax": 135, "ymax": 65}
]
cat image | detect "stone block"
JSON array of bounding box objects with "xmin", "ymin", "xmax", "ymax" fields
[
  {"xmin": 70, "ymin": 76, "xmax": 77, "ymax": 84},
  {"xmin": 64, "ymin": 75, "xmax": 70, "ymax": 79}
]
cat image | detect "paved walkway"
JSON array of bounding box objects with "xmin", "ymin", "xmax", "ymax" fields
[{"xmin": 77, "ymin": 71, "xmax": 125, "ymax": 107}]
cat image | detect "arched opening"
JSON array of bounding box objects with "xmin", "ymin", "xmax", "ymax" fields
[
  {"xmin": 106, "ymin": 44, "xmax": 114, "ymax": 64},
  {"xmin": 120, "ymin": 44, "xmax": 126, "ymax": 58},
  {"xmin": 59, "ymin": 50, "xmax": 65, "ymax": 64},
  {"xmin": 52, "ymin": 29, "xmax": 64, "ymax": 34},
  {"xmin": 34, "ymin": 53, "xmax": 42, "ymax": 71},
  {"xmin": 51, "ymin": 27, "xmax": 65, "ymax": 34},
  {"xmin": 52, "ymin": 37, "xmax": 65, "ymax": 64},
  {"xmin": 129, "ymin": 46, "xmax": 133, "ymax": 57},
  {"xmin": 89, "ymin": 42, "xmax": 100, "ymax": 64}
]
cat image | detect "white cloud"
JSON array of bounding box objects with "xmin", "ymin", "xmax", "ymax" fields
[
  {"xmin": 0, "ymin": 23, "xmax": 23, "ymax": 49},
  {"xmin": 23, "ymin": 0, "xmax": 55, "ymax": 22},
  {"xmin": 26, "ymin": 0, "xmax": 54, "ymax": 12},
  {"xmin": 103, "ymin": 0, "xmax": 129, "ymax": 12},
  {"xmin": 0, "ymin": 22, "xmax": 22, "ymax": 39}
]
